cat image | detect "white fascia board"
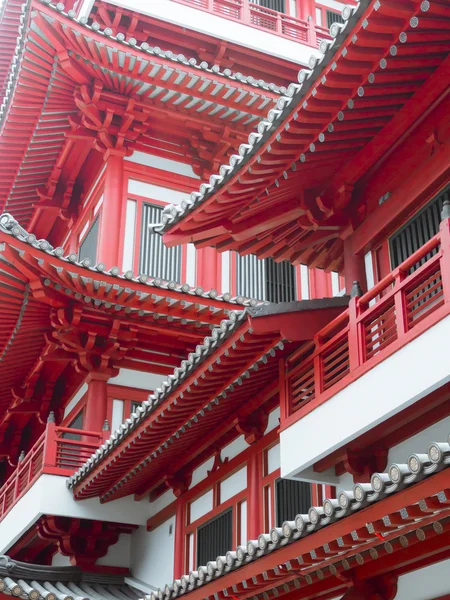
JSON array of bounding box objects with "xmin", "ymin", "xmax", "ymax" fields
[{"xmin": 281, "ymin": 313, "xmax": 450, "ymax": 479}]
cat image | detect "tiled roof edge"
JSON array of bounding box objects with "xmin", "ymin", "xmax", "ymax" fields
[
  {"xmin": 157, "ymin": 1, "xmax": 367, "ymax": 233},
  {"xmin": 0, "ymin": 213, "xmax": 258, "ymax": 307},
  {"xmin": 151, "ymin": 437, "xmax": 450, "ymax": 599},
  {"xmin": 37, "ymin": 0, "xmax": 286, "ymax": 94}
]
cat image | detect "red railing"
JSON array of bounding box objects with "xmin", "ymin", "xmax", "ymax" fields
[
  {"xmin": 170, "ymin": 0, "xmax": 328, "ymax": 47},
  {"xmin": 284, "ymin": 218, "xmax": 450, "ymax": 422},
  {"xmin": 0, "ymin": 420, "xmax": 105, "ymax": 521}
]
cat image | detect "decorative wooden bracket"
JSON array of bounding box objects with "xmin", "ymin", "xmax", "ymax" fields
[
  {"xmin": 235, "ymin": 409, "xmax": 269, "ymax": 445},
  {"xmin": 342, "ymin": 574, "xmax": 398, "ymax": 600},
  {"xmin": 166, "ymin": 471, "xmax": 192, "ymax": 498},
  {"xmin": 344, "ymin": 449, "xmax": 389, "ymax": 483}
]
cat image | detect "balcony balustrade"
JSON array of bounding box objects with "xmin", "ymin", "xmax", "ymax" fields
[
  {"xmin": 281, "ymin": 216, "xmax": 450, "ymax": 429},
  {"xmin": 0, "ymin": 419, "xmax": 106, "ymax": 522},
  {"xmin": 170, "ymin": 0, "xmax": 331, "ymax": 47}
]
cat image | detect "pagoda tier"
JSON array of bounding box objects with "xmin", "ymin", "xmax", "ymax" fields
[
  {"xmin": 0, "ymin": 212, "xmax": 249, "ymax": 473},
  {"xmin": 0, "ymin": 0, "xmax": 281, "ymax": 239},
  {"xmin": 160, "ymin": 0, "xmax": 450, "ymax": 272},
  {"xmin": 67, "ymin": 297, "xmax": 348, "ymax": 502}
]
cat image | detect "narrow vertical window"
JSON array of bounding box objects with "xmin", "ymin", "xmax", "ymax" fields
[
  {"xmin": 79, "ymin": 216, "xmax": 99, "ymax": 263},
  {"xmin": 122, "ymin": 199, "xmax": 137, "ymax": 272}
]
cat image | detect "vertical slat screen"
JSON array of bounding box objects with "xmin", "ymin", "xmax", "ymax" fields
[
  {"xmin": 236, "ymin": 253, "xmax": 266, "ymax": 300},
  {"xmin": 197, "ymin": 508, "xmax": 232, "ymax": 568},
  {"xmin": 235, "ymin": 253, "xmax": 296, "ymax": 302},
  {"xmin": 390, "ymin": 188, "xmax": 448, "ymax": 271},
  {"xmin": 140, "ymin": 203, "xmax": 182, "ymax": 282},
  {"xmin": 265, "ymin": 257, "xmax": 296, "ymax": 303},
  {"xmin": 326, "ymin": 10, "xmax": 344, "ymax": 28},
  {"xmin": 275, "ymin": 479, "xmax": 312, "ymax": 527},
  {"xmin": 253, "ymin": 0, "xmax": 286, "ymax": 13},
  {"xmin": 79, "ymin": 216, "xmax": 99, "ymax": 264}
]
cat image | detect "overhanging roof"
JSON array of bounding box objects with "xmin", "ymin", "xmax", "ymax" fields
[
  {"xmin": 0, "ymin": 0, "xmax": 282, "ymax": 227},
  {"xmin": 68, "ymin": 297, "xmax": 348, "ymax": 501},
  {"xmin": 150, "ymin": 436, "xmax": 450, "ymax": 600},
  {"xmin": 160, "ymin": 0, "xmax": 450, "ymax": 270},
  {"xmin": 0, "ymin": 212, "xmax": 248, "ymax": 422},
  {"xmin": 0, "ymin": 557, "xmax": 146, "ymax": 600}
]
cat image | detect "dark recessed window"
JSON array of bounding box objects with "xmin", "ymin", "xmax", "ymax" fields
[
  {"xmin": 275, "ymin": 478, "xmax": 311, "ymax": 527},
  {"xmin": 62, "ymin": 410, "xmax": 83, "ymax": 441},
  {"xmin": 197, "ymin": 509, "xmax": 232, "ymax": 567},
  {"xmin": 253, "ymin": 0, "xmax": 286, "ymax": 13},
  {"xmin": 235, "ymin": 254, "xmax": 296, "ymax": 302},
  {"xmin": 326, "ymin": 10, "xmax": 344, "ymax": 29},
  {"xmin": 79, "ymin": 216, "xmax": 99, "ymax": 264}
]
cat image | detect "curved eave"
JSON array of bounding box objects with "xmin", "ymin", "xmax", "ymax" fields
[
  {"xmin": 0, "ymin": 0, "xmax": 280, "ymax": 226},
  {"xmin": 161, "ymin": 0, "xmax": 450, "ymax": 270}
]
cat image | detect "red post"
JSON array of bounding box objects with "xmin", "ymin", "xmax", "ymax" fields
[
  {"xmin": 242, "ymin": 0, "xmax": 250, "ymax": 24},
  {"xmin": 347, "ymin": 296, "xmax": 361, "ymax": 371},
  {"xmin": 440, "ymin": 212, "xmax": 450, "ymax": 303},
  {"xmin": 84, "ymin": 373, "xmax": 109, "ymax": 433},
  {"xmin": 196, "ymin": 247, "xmax": 220, "ymax": 291},
  {"xmin": 97, "ymin": 152, "xmax": 125, "ymax": 270},
  {"xmin": 279, "ymin": 359, "xmax": 288, "ymax": 421},
  {"xmin": 247, "ymin": 451, "xmax": 262, "ymax": 541},
  {"xmin": 344, "ymin": 236, "xmax": 367, "ymax": 295},
  {"xmin": 174, "ymin": 498, "xmax": 186, "ymax": 579},
  {"xmin": 44, "ymin": 414, "xmax": 58, "ymax": 468},
  {"xmin": 394, "ymin": 269, "xmax": 407, "ymax": 337}
]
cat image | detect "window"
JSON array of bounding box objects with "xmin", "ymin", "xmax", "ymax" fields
[
  {"xmin": 139, "ymin": 203, "xmax": 182, "ymax": 282},
  {"xmin": 275, "ymin": 479, "xmax": 311, "ymax": 526},
  {"xmin": 326, "ymin": 10, "xmax": 344, "ymax": 29},
  {"xmin": 235, "ymin": 254, "xmax": 296, "ymax": 302},
  {"xmin": 197, "ymin": 509, "xmax": 232, "ymax": 566},
  {"xmin": 253, "ymin": 0, "xmax": 286, "ymax": 12},
  {"xmin": 390, "ymin": 188, "xmax": 448, "ymax": 271},
  {"xmin": 62, "ymin": 411, "xmax": 83, "ymax": 441},
  {"xmin": 79, "ymin": 215, "xmax": 99, "ymax": 263}
]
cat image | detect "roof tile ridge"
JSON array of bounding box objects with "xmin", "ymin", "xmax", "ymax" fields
[
  {"xmin": 37, "ymin": 0, "xmax": 286, "ymax": 94},
  {"xmin": 157, "ymin": 1, "xmax": 367, "ymax": 233}
]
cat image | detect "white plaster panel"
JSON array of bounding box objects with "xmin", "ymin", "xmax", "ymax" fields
[
  {"xmin": 388, "ymin": 415, "xmax": 450, "ymax": 465},
  {"xmin": 149, "ymin": 489, "xmax": 176, "ymax": 517},
  {"xmin": 281, "ymin": 314, "xmax": 450, "ymax": 479},
  {"xmin": 97, "ymin": 533, "xmax": 131, "ymax": 567},
  {"xmin": 300, "ymin": 265, "xmax": 310, "ymax": 300},
  {"xmin": 0, "ymin": 475, "xmax": 151, "ymax": 554},
  {"xmin": 111, "ymin": 399, "xmax": 125, "ymax": 433},
  {"xmin": 131, "ymin": 519, "xmax": 175, "ymax": 590},
  {"xmin": 126, "ymin": 152, "xmax": 200, "ymax": 179},
  {"xmin": 317, "ymin": 0, "xmax": 346, "ymax": 11},
  {"xmin": 186, "ymin": 243, "xmax": 196, "ymax": 287},
  {"xmin": 331, "ymin": 271, "xmax": 340, "ymax": 296},
  {"xmin": 52, "ymin": 554, "xmax": 71, "ymax": 567},
  {"xmin": 80, "ymin": 0, "xmax": 319, "ymax": 66},
  {"xmin": 265, "ymin": 407, "xmax": 280, "ymax": 434},
  {"xmin": 222, "ymin": 435, "xmax": 248, "ymax": 462},
  {"xmin": 122, "ymin": 199, "xmax": 137, "ymax": 272},
  {"xmin": 63, "ymin": 383, "xmax": 87, "ymax": 419},
  {"xmin": 240, "ymin": 500, "xmax": 247, "ymax": 546},
  {"xmin": 109, "ymin": 368, "xmax": 164, "ymax": 391},
  {"xmin": 190, "ymin": 456, "xmax": 215, "ymax": 489},
  {"xmin": 221, "ymin": 251, "xmax": 230, "ymax": 294},
  {"xmin": 396, "ymin": 557, "xmax": 450, "ymax": 600},
  {"xmin": 219, "ymin": 467, "xmax": 247, "ymax": 503},
  {"xmin": 267, "ymin": 444, "xmax": 280, "ymax": 474},
  {"xmin": 128, "ymin": 179, "xmax": 188, "ymax": 206},
  {"xmin": 190, "ymin": 489, "xmax": 213, "ymax": 523}
]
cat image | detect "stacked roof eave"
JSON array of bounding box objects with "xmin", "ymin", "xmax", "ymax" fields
[{"xmin": 160, "ymin": 0, "xmax": 450, "ymax": 270}]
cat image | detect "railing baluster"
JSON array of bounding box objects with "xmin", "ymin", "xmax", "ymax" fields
[
  {"xmin": 439, "ymin": 210, "xmax": 450, "ymax": 302},
  {"xmin": 394, "ymin": 268, "xmax": 407, "ymax": 337}
]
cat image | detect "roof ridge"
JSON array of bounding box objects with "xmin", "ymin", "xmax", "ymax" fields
[
  {"xmin": 150, "ymin": 436, "xmax": 450, "ymax": 599},
  {"xmin": 0, "ymin": 213, "xmax": 259, "ymax": 307},
  {"xmin": 157, "ymin": 1, "xmax": 366, "ymax": 233},
  {"xmin": 37, "ymin": 0, "xmax": 286, "ymax": 94}
]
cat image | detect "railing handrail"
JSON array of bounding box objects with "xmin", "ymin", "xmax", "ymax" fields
[
  {"xmin": 55, "ymin": 425, "xmax": 104, "ymax": 439},
  {"xmin": 285, "ymin": 220, "xmax": 449, "ymax": 418}
]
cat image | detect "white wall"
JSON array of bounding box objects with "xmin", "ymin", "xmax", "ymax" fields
[
  {"xmin": 52, "ymin": 554, "xmax": 72, "ymax": 567},
  {"xmin": 128, "ymin": 179, "xmax": 189, "ymax": 206},
  {"xmin": 281, "ymin": 314, "xmax": 450, "ymax": 481},
  {"xmin": 78, "ymin": 0, "xmax": 319, "ymax": 66},
  {"xmin": 63, "ymin": 383, "xmax": 87, "ymax": 419},
  {"xmin": 126, "ymin": 152, "xmax": 200, "ymax": 179},
  {"xmin": 149, "ymin": 488, "xmax": 176, "ymax": 518},
  {"xmin": 109, "ymin": 369, "xmax": 165, "ymax": 391},
  {"xmin": 0, "ymin": 475, "xmax": 151, "ymax": 554},
  {"xmin": 396, "ymin": 557, "xmax": 450, "ymax": 600},
  {"xmin": 131, "ymin": 519, "xmax": 175, "ymax": 589},
  {"xmin": 220, "ymin": 467, "xmax": 247, "ymax": 503},
  {"xmin": 97, "ymin": 533, "xmax": 131, "ymax": 567}
]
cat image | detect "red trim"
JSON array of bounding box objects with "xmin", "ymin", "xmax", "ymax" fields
[{"xmin": 147, "ymin": 500, "xmax": 177, "ymax": 531}]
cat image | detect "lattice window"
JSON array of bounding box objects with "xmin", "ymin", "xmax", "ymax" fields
[
  {"xmin": 79, "ymin": 216, "xmax": 99, "ymax": 264},
  {"xmin": 197, "ymin": 509, "xmax": 232, "ymax": 567},
  {"xmin": 275, "ymin": 479, "xmax": 311, "ymax": 526},
  {"xmin": 235, "ymin": 254, "xmax": 296, "ymax": 302},
  {"xmin": 139, "ymin": 203, "xmax": 182, "ymax": 282}
]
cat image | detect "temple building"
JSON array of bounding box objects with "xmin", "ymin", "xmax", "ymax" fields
[{"xmin": 1, "ymin": 0, "xmax": 450, "ymax": 599}]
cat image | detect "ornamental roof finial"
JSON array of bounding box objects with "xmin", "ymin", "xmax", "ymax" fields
[
  {"xmin": 47, "ymin": 411, "xmax": 55, "ymax": 423},
  {"xmin": 441, "ymin": 199, "xmax": 450, "ymax": 221},
  {"xmin": 350, "ymin": 280, "xmax": 363, "ymax": 298}
]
